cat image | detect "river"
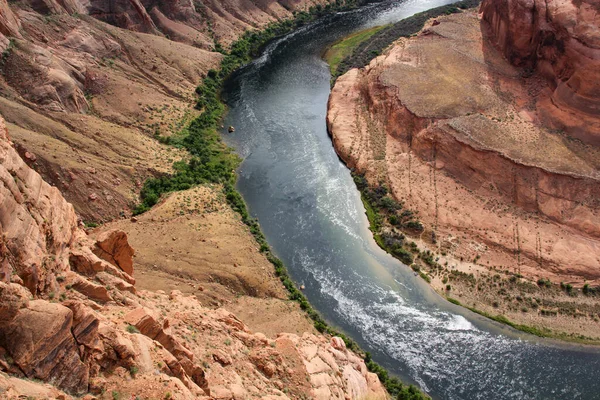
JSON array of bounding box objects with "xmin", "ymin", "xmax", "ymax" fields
[{"xmin": 221, "ymin": 1, "xmax": 600, "ymax": 399}]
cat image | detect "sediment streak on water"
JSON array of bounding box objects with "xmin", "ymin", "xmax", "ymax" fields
[{"xmin": 221, "ymin": 1, "xmax": 600, "ymax": 398}]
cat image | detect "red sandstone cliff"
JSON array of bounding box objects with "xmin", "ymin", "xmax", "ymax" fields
[
  {"xmin": 327, "ymin": 7, "xmax": 600, "ymax": 336},
  {"xmin": 481, "ymin": 0, "xmax": 600, "ymax": 145},
  {"xmin": 327, "ymin": 0, "xmax": 600, "ymax": 340}
]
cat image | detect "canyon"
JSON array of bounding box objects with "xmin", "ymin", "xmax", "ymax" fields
[
  {"xmin": 2, "ymin": 0, "xmax": 600, "ymax": 397},
  {"xmin": 0, "ymin": 113, "xmax": 386, "ymax": 398},
  {"xmin": 327, "ymin": 0, "xmax": 600, "ymax": 338},
  {"xmin": 0, "ymin": 0, "xmax": 391, "ymax": 398}
]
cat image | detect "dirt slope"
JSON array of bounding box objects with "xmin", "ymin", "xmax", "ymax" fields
[{"xmin": 0, "ymin": 0, "xmax": 333, "ymax": 222}]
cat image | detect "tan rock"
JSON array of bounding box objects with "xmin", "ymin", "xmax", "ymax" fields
[
  {"xmin": 0, "ymin": 282, "xmax": 29, "ymax": 323},
  {"xmin": 213, "ymin": 349, "xmax": 232, "ymax": 366},
  {"xmin": 0, "ymin": 0, "xmax": 21, "ymax": 38},
  {"xmin": 0, "ymin": 372, "xmax": 73, "ymax": 400},
  {"xmin": 70, "ymin": 275, "xmax": 112, "ymax": 303},
  {"xmin": 0, "ymin": 116, "xmax": 78, "ymax": 294}
]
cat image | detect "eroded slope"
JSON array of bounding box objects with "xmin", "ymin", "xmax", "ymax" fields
[{"xmin": 0, "ymin": 0, "xmax": 335, "ymax": 222}]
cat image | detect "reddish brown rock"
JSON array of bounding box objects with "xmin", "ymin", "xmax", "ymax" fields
[
  {"xmin": 93, "ymin": 230, "xmax": 135, "ymax": 276},
  {"xmin": 481, "ymin": 0, "xmax": 600, "ymax": 145},
  {"xmin": 70, "ymin": 275, "xmax": 113, "ymax": 303},
  {"xmin": 0, "ymin": 0, "xmax": 21, "ymax": 39},
  {"xmin": 0, "ymin": 282, "xmax": 29, "ymax": 323},
  {"xmin": 0, "ymin": 300, "xmax": 89, "ymax": 394},
  {"xmin": 124, "ymin": 307, "xmax": 193, "ymax": 361},
  {"xmin": 0, "ymin": 115, "xmax": 78, "ymax": 294},
  {"xmin": 69, "ymin": 248, "xmax": 135, "ymax": 285}
]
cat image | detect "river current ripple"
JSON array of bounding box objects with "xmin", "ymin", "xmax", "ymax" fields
[{"xmin": 221, "ymin": 1, "xmax": 600, "ymax": 398}]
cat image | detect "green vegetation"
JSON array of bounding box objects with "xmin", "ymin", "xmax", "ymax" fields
[
  {"xmin": 583, "ymin": 284, "xmax": 600, "ymax": 296},
  {"xmin": 133, "ymin": 3, "xmax": 430, "ymax": 398},
  {"xmin": 331, "ymin": 0, "xmax": 481, "ymax": 80},
  {"xmin": 365, "ymin": 353, "xmax": 428, "ymax": 400},
  {"xmin": 324, "ymin": 25, "xmax": 388, "ymax": 74},
  {"xmin": 135, "ymin": 0, "xmax": 365, "ymax": 214},
  {"xmin": 353, "ymin": 172, "xmax": 429, "ymax": 274},
  {"xmin": 0, "ymin": 39, "xmax": 15, "ymax": 70},
  {"xmin": 126, "ymin": 324, "xmax": 140, "ymax": 334}
]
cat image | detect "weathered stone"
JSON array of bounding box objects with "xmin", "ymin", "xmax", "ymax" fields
[
  {"xmin": 0, "ymin": 300, "xmax": 89, "ymax": 394},
  {"xmin": 93, "ymin": 230, "xmax": 134, "ymax": 276},
  {"xmin": 0, "ymin": 282, "xmax": 29, "ymax": 323},
  {"xmin": 71, "ymin": 276, "xmax": 112, "ymax": 303}
]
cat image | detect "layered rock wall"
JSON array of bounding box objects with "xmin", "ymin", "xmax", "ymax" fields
[
  {"xmin": 328, "ymin": 10, "xmax": 600, "ymax": 280},
  {"xmin": 481, "ymin": 0, "xmax": 600, "ymax": 144}
]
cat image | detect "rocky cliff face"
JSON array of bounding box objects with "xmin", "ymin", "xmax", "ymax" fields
[
  {"xmin": 481, "ymin": 0, "xmax": 600, "ymax": 145},
  {"xmin": 0, "ymin": 116, "xmax": 387, "ymax": 398},
  {"xmin": 328, "ymin": 7, "xmax": 600, "ymax": 306},
  {"xmin": 0, "ymin": 0, "xmax": 334, "ymax": 222}
]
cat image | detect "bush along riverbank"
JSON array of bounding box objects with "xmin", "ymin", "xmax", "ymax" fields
[
  {"xmin": 133, "ymin": 3, "xmax": 430, "ymax": 399},
  {"xmin": 331, "ymin": 0, "xmax": 481, "ymax": 80},
  {"xmin": 353, "ymin": 168, "xmax": 600, "ymax": 345},
  {"xmin": 352, "ymin": 173, "xmax": 433, "ymax": 282}
]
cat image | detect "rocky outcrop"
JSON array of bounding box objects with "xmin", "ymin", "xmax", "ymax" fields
[
  {"xmin": 480, "ymin": 0, "xmax": 600, "ymax": 145},
  {"xmin": 0, "ymin": 298, "xmax": 90, "ymax": 394},
  {"xmin": 0, "ymin": 114, "xmax": 139, "ymax": 392},
  {"xmin": 0, "ymin": 116, "xmax": 78, "ymax": 294},
  {"xmin": 0, "ymin": 114, "xmax": 386, "ymax": 398},
  {"xmin": 93, "ymin": 230, "xmax": 135, "ymax": 276},
  {"xmin": 0, "ymin": 0, "xmax": 21, "ymax": 41},
  {"xmin": 328, "ymin": 9, "xmax": 600, "ymax": 284}
]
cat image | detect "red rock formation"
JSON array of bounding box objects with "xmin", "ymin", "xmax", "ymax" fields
[
  {"xmin": 0, "ymin": 299, "xmax": 90, "ymax": 394},
  {"xmin": 0, "ymin": 114, "xmax": 387, "ymax": 398},
  {"xmin": 0, "ymin": 116, "xmax": 78, "ymax": 293},
  {"xmin": 481, "ymin": 0, "xmax": 600, "ymax": 145},
  {"xmin": 93, "ymin": 230, "xmax": 135, "ymax": 276},
  {"xmin": 0, "ymin": 0, "xmax": 21, "ymax": 41},
  {"xmin": 328, "ymin": 10, "xmax": 600, "ymax": 285}
]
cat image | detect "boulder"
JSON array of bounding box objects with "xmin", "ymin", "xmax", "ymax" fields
[
  {"xmin": 0, "ymin": 300, "xmax": 89, "ymax": 394},
  {"xmin": 70, "ymin": 275, "xmax": 112, "ymax": 303},
  {"xmin": 93, "ymin": 230, "xmax": 135, "ymax": 276}
]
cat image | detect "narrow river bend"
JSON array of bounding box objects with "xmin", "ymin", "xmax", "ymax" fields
[{"xmin": 221, "ymin": 1, "xmax": 600, "ymax": 398}]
